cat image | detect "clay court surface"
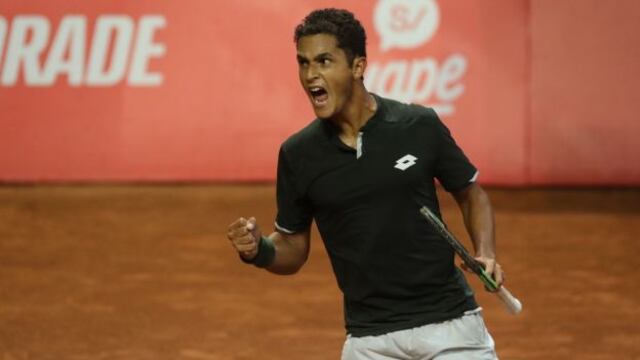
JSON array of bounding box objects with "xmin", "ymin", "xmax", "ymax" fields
[{"xmin": 0, "ymin": 185, "xmax": 638, "ymax": 359}]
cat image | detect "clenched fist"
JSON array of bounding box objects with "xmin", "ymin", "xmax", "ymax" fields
[{"xmin": 227, "ymin": 217, "xmax": 262, "ymax": 261}]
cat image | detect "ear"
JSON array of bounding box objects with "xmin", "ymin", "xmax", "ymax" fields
[{"xmin": 352, "ymin": 56, "xmax": 367, "ymax": 80}]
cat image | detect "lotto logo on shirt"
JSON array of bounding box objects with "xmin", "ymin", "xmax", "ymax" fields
[
  {"xmin": 0, "ymin": 15, "xmax": 166, "ymax": 87},
  {"xmin": 365, "ymin": 0, "xmax": 467, "ymax": 117}
]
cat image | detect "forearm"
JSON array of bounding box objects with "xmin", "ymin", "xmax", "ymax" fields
[
  {"xmin": 264, "ymin": 229, "xmax": 310, "ymax": 275},
  {"xmin": 457, "ymin": 185, "xmax": 496, "ymax": 258}
]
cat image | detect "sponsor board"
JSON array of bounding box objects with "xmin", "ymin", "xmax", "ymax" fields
[
  {"xmin": 366, "ymin": 0, "xmax": 466, "ymax": 116},
  {"xmin": 0, "ymin": 15, "xmax": 166, "ymax": 86}
]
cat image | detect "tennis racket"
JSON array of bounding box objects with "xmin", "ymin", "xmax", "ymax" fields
[{"xmin": 419, "ymin": 206, "xmax": 522, "ymax": 315}]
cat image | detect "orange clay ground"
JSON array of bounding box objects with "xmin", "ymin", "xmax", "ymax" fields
[{"xmin": 1, "ymin": 185, "xmax": 639, "ymax": 359}]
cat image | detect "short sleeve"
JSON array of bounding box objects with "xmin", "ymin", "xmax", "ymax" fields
[
  {"xmin": 275, "ymin": 146, "xmax": 313, "ymax": 234},
  {"xmin": 431, "ymin": 110, "xmax": 478, "ymax": 192}
]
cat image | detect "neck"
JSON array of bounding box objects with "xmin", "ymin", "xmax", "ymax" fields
[{"xmin": 329, "ymin": 84, "xmax": 377, "ymax": 138}]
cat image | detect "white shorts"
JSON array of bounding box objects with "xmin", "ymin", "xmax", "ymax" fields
[{"xmin": 341, "ymin": 309, "xmax": 498, "ymax": 360}]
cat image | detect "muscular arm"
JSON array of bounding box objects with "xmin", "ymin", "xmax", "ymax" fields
[
  {"xmin": 264, "ymin": 228, "xmax": 311, "ymax": 275},
  {"xmin": 227, "ymin": 217, "xmax": 310, "ymax": 275},
  {"xmin": 452, "ymin": 182, "xmax": 495, "ymax": 258},
  {"xmin": 451, "ymin": 182, "xmax": 504, "ymax": 285}
]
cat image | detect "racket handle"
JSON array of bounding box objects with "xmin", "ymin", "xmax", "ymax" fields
[{"xmin": 496, "ymin": 286, "xmax": 523, "ymax": 315}]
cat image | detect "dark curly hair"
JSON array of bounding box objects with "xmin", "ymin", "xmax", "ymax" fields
[{"xmin": 294, "ymin": 8, "xmax": 367, "ymax": 65}]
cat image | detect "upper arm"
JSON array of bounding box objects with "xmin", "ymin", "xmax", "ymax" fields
[
  {"xmin": 278, "ymin": 227, "xmax": 311, "ymax": 256},
  {"xmin": 452, "ymin": 181, "xmax": 475, "ymax": 206},
  {"xmin": 452, "ymin": 182, "xmax": 490, "ymax": 212},
  {"xmin": 275, "ymin": 146, "xmax": 313, "ymax": 234},
  {"xmin": 269, "ymin": 227, "xmax": 312, "ymax": 272},
  {"xmin": 426, "ymin": 109, "xmax": 478, "ymax": 192}
]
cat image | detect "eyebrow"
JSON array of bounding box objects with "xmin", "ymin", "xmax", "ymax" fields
[
  {"xmin": 297, "ymin": 52, "xmax": 334, "ymax": 62},
  {"xmin": 314, "ymin": 52, "xmax": 333, "ymax": 61}
]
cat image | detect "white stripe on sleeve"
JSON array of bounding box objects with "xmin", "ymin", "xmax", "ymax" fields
[
  {"xmin": 469, "ymin": 170, "xmax": 479, "ymax": 183},
  {"xmin": 274, "ymin": 221, "xmax": 296, "ymax": 234}
]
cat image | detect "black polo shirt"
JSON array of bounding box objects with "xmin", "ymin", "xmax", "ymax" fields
[{"xmin": 275, "ymin": 94, "xmax": 479, "ymax": 337}]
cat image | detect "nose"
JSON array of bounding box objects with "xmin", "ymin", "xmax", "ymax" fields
[{"xmin": 304, "ymin": 64, "xmax": 319, "ymax": 82}]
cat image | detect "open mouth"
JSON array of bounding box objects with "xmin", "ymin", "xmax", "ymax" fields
[{"xmin": 309, "ymin": 86, "xmax": 329, "ymax": 107}]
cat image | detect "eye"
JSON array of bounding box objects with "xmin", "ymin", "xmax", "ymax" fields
[{"xmin": 320, "ymin": 58, "xmax": 331, "ymax": 66}]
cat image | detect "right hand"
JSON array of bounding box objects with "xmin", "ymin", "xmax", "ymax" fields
[{"xmin": 227, "ymin": 217, "xmax": 262, "ymax": 261}]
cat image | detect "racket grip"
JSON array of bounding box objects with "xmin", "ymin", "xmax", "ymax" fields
[{"xmin": 496, "ymin": 286, "xmax": 523, "ymax": 315}]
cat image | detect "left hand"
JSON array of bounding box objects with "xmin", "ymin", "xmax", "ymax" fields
[{"xmin": 461, "ymin": 256, "xmax": 505, "ymax": 291}]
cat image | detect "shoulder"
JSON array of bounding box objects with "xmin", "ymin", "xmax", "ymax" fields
[
  {"xmin": 280, "ymin": 118, "xmax": 325, "ymax": 156},
  {"xmin": 376, "ymin": 95, "xmax": 442, "ymax": 129}
]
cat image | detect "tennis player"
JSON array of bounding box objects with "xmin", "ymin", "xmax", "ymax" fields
[{"xmin": 227, "ymin": 8, "xmax": 504, "ymax": 359}]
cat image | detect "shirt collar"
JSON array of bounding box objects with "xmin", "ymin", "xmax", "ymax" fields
[{"xmin": 321, "ymin": 93, "xmax": 385, "ymax": 140}]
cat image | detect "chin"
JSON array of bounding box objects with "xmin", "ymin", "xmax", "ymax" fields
[
  {"xmin": 317, "ymin": 111, "xmax": 336, "ymax": 120},
  {"xmin": 315, "ymin": 111, "xmax": 331, "ymax": 119},
  {"xmin": 312, "ymin": 105, "xmax": 335, "ymax": 119}
]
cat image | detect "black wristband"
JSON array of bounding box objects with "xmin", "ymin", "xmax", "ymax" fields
[{"xmin": 240, "ymin": 236, "xmax": 276, "ymax": 268}]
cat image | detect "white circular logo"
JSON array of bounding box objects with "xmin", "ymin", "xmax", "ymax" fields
[{"xmin": 374, "ymin": 0, "xmax": 440, "ymax": 51}]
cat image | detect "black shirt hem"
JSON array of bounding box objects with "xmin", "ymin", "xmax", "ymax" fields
[{"xmin": 345, "ymin": 296, "xmax": 478, "ymax": 338}]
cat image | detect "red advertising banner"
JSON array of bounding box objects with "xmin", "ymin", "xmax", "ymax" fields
[
  {"xmin": 1, "ymin": 1, "xmax": 309, "ymax": 181},
  {"xmin": 529, "ymin": 0, "xmax": 640, "ymax": 185},
  {"xmin": 1, "ymin": 0, "xmax": 638, "ymax": 185}
]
